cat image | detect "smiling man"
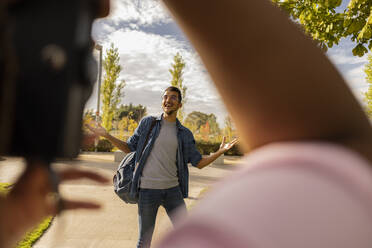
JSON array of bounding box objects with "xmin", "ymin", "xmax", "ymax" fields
[{"xmin": 87, "ymin": 86, "xmax": 237, "ymax": 248}]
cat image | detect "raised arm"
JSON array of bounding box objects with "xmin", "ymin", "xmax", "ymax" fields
[
  {"xmin": 161, "ymin": 0, "xmax": 372, "ymax": 160},
  {"xmin": 86, "ymin": 123, "xmax": 131, "ymax": 153}
]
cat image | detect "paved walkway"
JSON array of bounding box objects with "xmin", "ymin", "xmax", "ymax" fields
[{"xmin": 0, "ymin": 154, "xmax": 242, "ymax": 248}]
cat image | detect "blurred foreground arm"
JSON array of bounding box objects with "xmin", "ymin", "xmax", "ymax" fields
[
  {"xmin": 161, "ymin": 0, "xmax": 372, "ymax": 160},
  {"xmin": 0, "ymin": 162, "xmax": 109, "ymax": 248}
]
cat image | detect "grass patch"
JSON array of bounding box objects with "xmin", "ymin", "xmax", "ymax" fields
[
  {"xmin": 0, "ymin": 183, "xmax": 11, "ymax": 196},
  {"xmin": 0, "ymin": 183, "xmax": 53, "ymax": 248},
  {"xmin": 16, "ymin": 217, "xmax": 53, "ymax": 248}
]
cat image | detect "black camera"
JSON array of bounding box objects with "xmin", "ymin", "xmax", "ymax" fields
[{"xmin": 0, "ymin": 0, "xmax": 108, "ymax": 161}]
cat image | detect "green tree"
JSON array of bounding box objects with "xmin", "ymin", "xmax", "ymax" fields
[
  {"xmin": 200, "ymin": 121, "xmax": 210, "ymax": 142},
  {"xmin": 184, "ymin": 111, "xmax": 221, "ymax": 141},
  {"xmin": 82, "ymin": 109, "xmax": 95, "ymax": 131},
  {"xmin": 169, "ymin": 53, "xmax": 187, "ymax": 122},
  {"xmin": 184, "ymin": 111, "xmax": 208, "ymax": 131},
  {"xmin": 118, "ymin": 116, "xmax": 139, "ymax": 140},
  {"xmin": 128, "ymin": 119, "xmax": 139, "ymax": 135},
  {"xmin": 223, "ymin": 116, "xmax": 236, "ymax": 142},
  {"xmin": 118, "ymin": 117, "xmax": 129, "ymax": 140},
  {"xmin": 101, "ymin": 43, "xmax": 125, "ymax": 131},
  {"xmin": 365, "ymin": 52, "xmax": 372, "ymax": 118},
  {"xmin": 116, "ymin": 103, "xmax": 147, "ymax": 122},
  {"xmin": 273, "ymin": 0, "xmax": 372, "ymax": 56}
]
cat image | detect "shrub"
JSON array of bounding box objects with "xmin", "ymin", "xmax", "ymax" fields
[
  {"xmin": 80, "ymin": 136, "xmax": 113, "ymax": 152},
  {"xmin": 196, "ymin": 141, "xmax": 243, "ymax": 156},
  {"xmin": 97, "ymin": 139, "xmax": 114, "ymax": 152}
]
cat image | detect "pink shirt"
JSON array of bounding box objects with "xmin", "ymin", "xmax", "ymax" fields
[{"xmin": 157, "ymin": 142, "xmax": 372, "ymax": 248}]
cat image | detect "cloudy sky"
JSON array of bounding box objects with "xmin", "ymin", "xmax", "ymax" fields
[{"xmin": 86, "ymin": 0, "xmax": 370, "ymax": 127}]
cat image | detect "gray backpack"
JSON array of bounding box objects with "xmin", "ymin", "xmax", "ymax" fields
[{"xmin": 113, "ymin": 118, "xmax": 156, "ymax": 204}]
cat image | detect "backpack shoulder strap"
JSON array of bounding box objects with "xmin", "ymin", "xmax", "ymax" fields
[{"xmin": 139, "ymin": 117, "xmax": 156, "ymax": 156}]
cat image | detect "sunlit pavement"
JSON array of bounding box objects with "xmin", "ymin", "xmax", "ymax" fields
[{"xmin": 0, "ymin": 154, "xmax": 242, "ymax": 248}]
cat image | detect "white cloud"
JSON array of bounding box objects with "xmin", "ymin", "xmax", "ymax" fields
[
  {"xmin": 328, "ymin": 52, "xmax": 367, "ymax": 65},
  {"xmin": 108, "ymin": 0, "xmax": 171, "ymax": 26},
  {"xmin": 86, "ymin": 28, "xmax": 229, "ymax": 126},
  {"xmin": 327, "ymin": 47, "xmax": 369, "ymax": 106},
  {"xmin": 334, "ymin": 64, "xmax": 368, "ymax": 107},
  {"xmin": 344, "ymin": 65, "xmax": 367, "ymax": 88},
  {"xmin": 99, "ymin": 29, "xmax": 187, "ymax": 86}
]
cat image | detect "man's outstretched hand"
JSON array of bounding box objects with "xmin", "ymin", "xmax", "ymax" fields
[
  {"xmin": 85, "ymin": 121, "xmax": 109, "ymax": 138},
  {"xmin": 196, "ymin": 136, "xmax": 238, "ymax": 169},
  {"xmin": 219, "ymin": 137, "xmax": 238, "ymax": 153}
]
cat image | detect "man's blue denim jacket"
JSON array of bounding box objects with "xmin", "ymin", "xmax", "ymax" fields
[{"xmin": 126, "ymin": 114, "xmax": 202, "ymax": 198}]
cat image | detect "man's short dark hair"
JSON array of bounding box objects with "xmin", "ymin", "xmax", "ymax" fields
[{"xmin": 164, "ymin": 86, "xmax": 182, "ymax": 102}]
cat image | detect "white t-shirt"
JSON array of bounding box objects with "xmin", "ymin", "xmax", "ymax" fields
[{"xmin": 157, "ymin": 142, "xmax": 372, "ymax": 248}]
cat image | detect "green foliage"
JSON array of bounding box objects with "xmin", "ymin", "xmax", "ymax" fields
[
  {"xmin": 223, "ymin": 116, "xmax": 236, "ymax": 141},
  {"xmin": 273, "ymin": 0, "xmax": 372, "ymax": 56},
  {"xmin": 83, "ymin": 109, "xmax": 95, "ymax": 119},
  {"xmin": 118, "ymin": 117, "xmax": 139, "ymax": 140},
  {"xmin": 127, "ymin": 119, "xmax": 138, "ymax": 135},
  {"xmin": 184, "ymin": 111, "xmax": 221, "ymax": 142},
  {"xmin": 364, "ymin": 52, "xmax": 372, "ymax": 118},
  {"xmin": 101, "ymin": 43, "xmax": 126, "ymax": 131},
  {"xmin": 118, "ymin": 117, "xmax": 129, "ymax": 140},
  {"xmin": 196, "ymin": 141, "xmax": 243, "ymax": 156},
  {"xmin": 184, "ymin": 111, "xmax": 220, "ymax": 133},
  {"xmin": 96, "ymin": 139, "xmax": 114, "ymax": 152},
  {"xmin": 82, "ymin": 109, "xmax": 96, "ymax": 132},
  {"xmin": 116, "ymin": 103, "xmax": 147, "ymax": 122},
  {"xmin": 169, "ymin": 53, "xmax": 187, "ymax": 122},
  {"xmin": 0, "ymin": 183, "xmax": 53, "ymax": 248},
  {"xmin": 196, "ymin": 141, "xmax": 220, "ymax": 155}
]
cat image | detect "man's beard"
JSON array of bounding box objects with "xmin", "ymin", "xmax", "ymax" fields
[
  {"xmin": 165, "ymin": 109, "xmax": 175, "ymax": 115},
  {"xmin": 163, "ymin": 104, "xmax": 178, "ymax": 116}
]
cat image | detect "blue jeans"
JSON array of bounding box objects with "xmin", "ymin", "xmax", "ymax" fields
[{"xmin": 137, "ymin": 186, "xmax": 186, "ymax": 248}]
